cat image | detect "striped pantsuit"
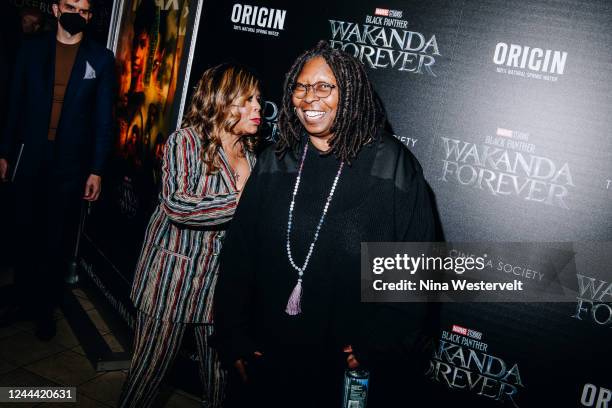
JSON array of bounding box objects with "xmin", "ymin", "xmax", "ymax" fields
[{"xmin": 118, "ymin": 312, "xmax": 226, "ymax": 408}]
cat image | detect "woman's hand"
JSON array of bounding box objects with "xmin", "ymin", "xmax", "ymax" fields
[
  {"xmin": 343, "ymin": 345, "xmax": 360, "ymax": 369},
  {"xmin": 234, "ymin": 351, "xmax": 263, "ymax": 383}
]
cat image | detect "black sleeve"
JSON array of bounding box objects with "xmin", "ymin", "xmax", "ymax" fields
[
  {"xmin": 0, "ymin": 34, "xmax": 7, "ymax": 137},
  {"xmin": 90, "ymin": 49, "xmax": 116, "ymax": 176},
  {"xmin": 213, "ymin": 152, "xmax": 266, "ymax": 366},
  {"xmin": 394, "ymin": 148, "xmax": 436, "ymax": 242},
  {"xmin": 354, "ymin": 146, "xmax": 437, "ymax": 367},
  {"xmin": 0, "ymin": 42, "xmax": 27, "ymax": 159}
]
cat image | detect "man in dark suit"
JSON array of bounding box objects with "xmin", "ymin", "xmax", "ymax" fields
[{"xmin": 0, "ymin": 0, "xmax": 115, "ymax": 340}]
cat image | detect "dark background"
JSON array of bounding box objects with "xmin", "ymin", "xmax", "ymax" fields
[{"xmin": 4, "ymin": 0, "xmax": 609, "ymax": 406}]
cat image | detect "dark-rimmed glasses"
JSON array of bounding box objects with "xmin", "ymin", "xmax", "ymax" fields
[{"xmin": 292, "ymin": 82, "xmax": 337, "ymax": 99}]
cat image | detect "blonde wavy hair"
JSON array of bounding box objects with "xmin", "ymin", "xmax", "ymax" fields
[{"xmin": 181, "ymin": 63, "xmax": 260, "ymax": 173}]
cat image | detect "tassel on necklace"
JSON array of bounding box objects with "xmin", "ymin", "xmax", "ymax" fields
[{"xmin": 285, "ymin": 278, "xmax": 303, "ymax": 315}]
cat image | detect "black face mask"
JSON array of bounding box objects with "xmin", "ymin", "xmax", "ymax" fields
[{"xmin": 59, "ymin": 12, "xmax": 87, "ymax": 35}]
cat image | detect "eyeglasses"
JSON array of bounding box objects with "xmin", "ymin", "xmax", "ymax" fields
[{"xmin": 291, "ymin": 82, "xmax": 337, "ymax": 99}]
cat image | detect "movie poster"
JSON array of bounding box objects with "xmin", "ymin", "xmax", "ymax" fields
[
  {"xmin": 81, "ymin": 0, "xmax": 202, "ymax": 306},
  {"xmin": 113, "ymin": 0, "xmax": 196, "ymax": 200}
]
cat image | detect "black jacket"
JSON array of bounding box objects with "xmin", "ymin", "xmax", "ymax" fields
[
  {"xmin": 0, "ymin": 31, "xmax": 115, "ymax": 185},
  {"xmin": 214, "ymin": 131, "xmax": 436, "ymax": 367}
]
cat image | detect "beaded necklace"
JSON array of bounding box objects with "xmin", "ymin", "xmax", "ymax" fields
[{"xmin": 285, "ymin": 142, "xmax": 344, "ymax": 315}]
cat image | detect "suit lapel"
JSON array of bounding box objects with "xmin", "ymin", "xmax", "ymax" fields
[
  {"xmin": 217, "ymin": 146, "xmax": 236, "ymax": 190},
  {"xmin": 218, "ymin": 147, "xmax": 257, "ymax": 191},
  {"xmin": 246, "ymin": 150, "xmax": 256, "ymax": 170}
]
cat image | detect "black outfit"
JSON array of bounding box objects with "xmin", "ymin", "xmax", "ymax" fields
[
  {"xmin": 0, "ymin": 32, "xmax": 7, "ymax": 134},
  {"xmin": 0, "ymin": 32, "xmax": 11, "ymax": 263},
  {"xmin": 1, "ymin": 32, "xmax": 114, "ymax": 183},
  {"xmin": 0, "ymin": 31, "xmax": 114, "ymax": 319},
  {"xmin": 215, "ymin": 131, "xmax": 436, "ymax": 407}
]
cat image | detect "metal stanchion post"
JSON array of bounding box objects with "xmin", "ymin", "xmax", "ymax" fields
[{"xmin": 65, "ymin": 202, "xmax": 89, "ymax": 284}]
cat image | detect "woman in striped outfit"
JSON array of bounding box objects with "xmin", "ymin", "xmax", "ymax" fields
[{"xmin": 119, "ymin": 64, "xmax": 262, "ymax": 408}]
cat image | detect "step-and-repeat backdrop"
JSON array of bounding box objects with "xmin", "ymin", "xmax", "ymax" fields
[{"xmin": 81, "ymin": 1, "xmax": 611, "ymax": 406}]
